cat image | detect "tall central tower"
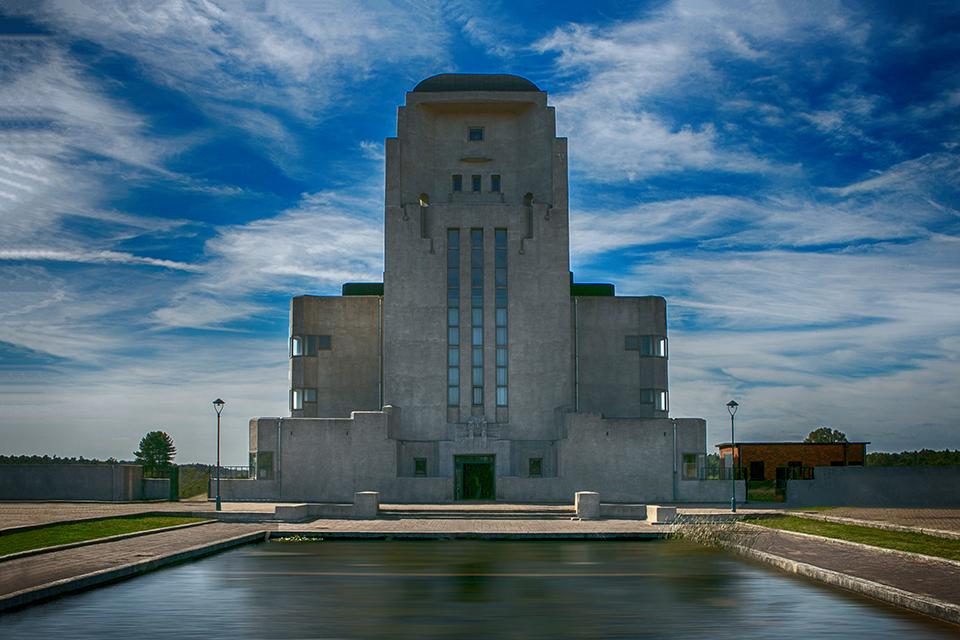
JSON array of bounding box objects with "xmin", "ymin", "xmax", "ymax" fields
[{"xmin": 383, "ymin": 74, "xmax": 573, "ymax": 448}]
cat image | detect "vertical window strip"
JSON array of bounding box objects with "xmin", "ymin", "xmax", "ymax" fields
[
  {"xmin": 495, "ymin": 228, "xmax": 508, "ymax": 406},
  {"xmin": 447, "ymin": 229, "xmax": 460, "ymax": 407},
  {"xmin": 471, "ymin": 228, "xmax": 484, "ymax": 405}
]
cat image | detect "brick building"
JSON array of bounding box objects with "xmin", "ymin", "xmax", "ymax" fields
[{"xmin": 716, "ymin": 441, "xmax": 868, "ymax": 481}]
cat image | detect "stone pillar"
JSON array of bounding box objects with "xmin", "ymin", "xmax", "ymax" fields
[
  {"xmin": 575, "ymin": 491, "xmax": 599, "ymax": 520},
  {"xmin": 354, "ymin": 491, "xmax": 380, "ymax": 519},
  {"xmin": 646, "ymin": 505, "xmax": 677, "ymax": 524}
]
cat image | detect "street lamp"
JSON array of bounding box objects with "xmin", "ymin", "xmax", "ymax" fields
[
  {"xmin": 726, "ymin": 400, "xmax": 739, "ymax": 513},
  {"xmin": 213, "ymin": 398, "xmax": 225, "ymax": 512}
]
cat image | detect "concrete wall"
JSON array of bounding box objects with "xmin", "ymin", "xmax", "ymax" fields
[
  {"xmin": 0, "ymin": 464, "xmax": 144, "ymax": 501},
  {"xmin": 575, "ymin": 296, "xmax": 669, "ymax": 419},
  {"xmin": 290, "ymin": 295, "xmax": 381, "ymax": 418},
  {"xmin": 677, "ymin": 479, "xmax": 746, "ymax": 503},
  {"xmin": 787, "ymin": 466, "xmax": 960, "ymax": 507},
  {"xmin": 142, "ymin": 478, "xmax": 171, "ymax": 500}
]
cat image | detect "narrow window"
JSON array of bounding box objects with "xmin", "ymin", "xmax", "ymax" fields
[
  {"xmin": 305, "ymin": 335, "xmax": 318, "ymax": 356},
  {"xmin": 447, "ymin": 229, "xmax": 460, "ymax": 407},
  {"xmin": 468, "ymin": 126, "xmax": 484, "ymax": 141},
  {"xmin": 452, "ymin": 174, "xmax": 462, "ymax": 192},
  {"xmin": 491, "ymin": 174, "xmax": 501, "ymax": 192},
  {"xmin": 470, "ymin": 228, "xmax": 484, "ymax": 405},
  {"xmin": 682, "ymin": 454, "xmax": 698, "ymax": 480},
  {"xmin": 414, "ymin": 458, "xmax": 427, "ymax": 477},
  {"xmin": 290, "ymin": 336, "xmax": 303, "ymax": 357},
  {"xmin": 291, "ymin": 389, "xmax": 303, "ymax": 411},
  {"xmin": 495, "ymin": 229, "xmax": 508, "ymax": 406},
  {"xmin": 529, "ymin": 458, "xmax": 543, "ymax": 477},
  {"xmin": 471, "ymin": 175, "xmax": 482, "ymax": 192}
]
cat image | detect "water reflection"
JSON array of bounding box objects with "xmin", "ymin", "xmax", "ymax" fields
[{"xmin": 4, "ymin": 540, "xmax": 956, "ymax": 638}]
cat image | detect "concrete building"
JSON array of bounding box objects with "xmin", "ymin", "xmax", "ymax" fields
[{"xmin": 226, "ymin": 73, "xmax": 731, "ymax": 504}]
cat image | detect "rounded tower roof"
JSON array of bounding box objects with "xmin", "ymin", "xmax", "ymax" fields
[{"xmin": 413, "ymin": 73, "xmax": 540, "ymax": 93}]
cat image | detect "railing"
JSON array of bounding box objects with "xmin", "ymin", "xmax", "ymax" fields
[{"xmin": 214, "ymin": 465, "xmax": 250, "ymax": 479}]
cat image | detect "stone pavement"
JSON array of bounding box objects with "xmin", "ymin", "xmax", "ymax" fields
[
  {"xmin": 795, "ymin": 508, "xmax": 960, "ymax": 533},
  {"xmin": 731, "ymin": 524, "xmax": 960, "ymax": 624},
  {"xmin": 0, "ymin": 521, "xmax": 268, "ymax": 611}
]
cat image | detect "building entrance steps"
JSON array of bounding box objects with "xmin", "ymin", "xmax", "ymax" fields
[{"xmin": 379, "ymin": 503, "xmax": 575, "ymax": 520}]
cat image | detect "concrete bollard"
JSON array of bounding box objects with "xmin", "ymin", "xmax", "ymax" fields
[
  {"xmin": 353, "ymin": 491, "xmax": 380, "ymax": 519},
  {"xmin": 646, "ymin": 505, "xmax": 677, "ymax": 524},
  {"xmin": 575, "ymin": 491, "xmax": 600, "ymax": 520}
]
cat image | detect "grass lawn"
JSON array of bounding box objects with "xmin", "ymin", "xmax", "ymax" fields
[
  {"xmin": 750, "ymin": 515, "xmax": 960, "ymax": 562},
  {"xmin": 0, "ymin": 516, "xmax": 208, "ymax": 557}
]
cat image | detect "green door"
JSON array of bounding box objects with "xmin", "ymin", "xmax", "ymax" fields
[{"xmin": 454, "ymin": 455, "xmax": 495, "ymax": 500}]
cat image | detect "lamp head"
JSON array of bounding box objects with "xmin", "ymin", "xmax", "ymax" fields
[
  {"xmin": 213, "ymin": 398, "xmax": 225, "ymax": 415},
  {"xmin": 726, "ymin": 400, "xmax": 739, "ymax": 416}
]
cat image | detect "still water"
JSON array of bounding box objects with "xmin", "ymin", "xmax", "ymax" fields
[{"xmin": 4, "ymin": 540, "xmax": 957, "ymax": 638}]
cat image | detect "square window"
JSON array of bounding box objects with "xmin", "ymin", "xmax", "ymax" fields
[
  {"xmin": 496, "ymin": 386, "xmax": 508, "ymax": 406},
  {"xmin": 448, "ymin": 268, "xmax": 459, "ymax": 286},
  {"xmin": 495, "ymin": 228, "xmax": 507, "ymax": 247},
  {"xmin": 496, "ymin": 348, "xmax": 507, "ymax": 367},
  {"xmin": 303, "ymin": 388, "xmax": 317, "ymax": 403},
  {"xmin": 414, "ymin": 458, "xmax": 427, "ymax": 477},
  {"xmin": 639, "ymin": 389, "xmax": 654, "ymax": 404},
  {"xmin": 472, "ymin": 347, "xmax": 483, "ymax": 366},
  {"xmin": 496, "ymin": 327, "xmax": 507, "ymax": 345},
  {"xmin": 495, "ymin": 289, "xmax": 507, "ymax": 307},
  {"xmin": 448, "ymin": 308, "xmax": 459, "ymax": 326},
  {"xmin": 448, "ymin": 228, "xmax": 460, "ymax": 245},
  {"xmin": 448, "ymin": 386, "xmax": 460, "ymax": 406},
  {"xmin": 448, "ymin": 347, "xmax": 459, "ymax": 366},
  {"xmin": 472, "ymin": 327, "xmax": 483, "ymax": 345},
  {"xmin": 496, "ymin": 308, "xmax": 507, "ymax": 327},
  {"xmin": 468, "ymin": 127, "xmax": 484, "ymax": 141},
  {"xmin": 472, "ymin": 308, "xmax": 483, "ymax": 325},
  {"xmin": 317, "ymin": 335, "xmax": 331, "ymax": 350},
  {"xmin": 495, "ymin": 268, "xmax": 507, "ymax": 286},
  {"xmin": 448, "ymin": 367, "xmax": 459, "ymax": 385},
  {"xmin": 452, "ymin": 174, "xmax": 463, "ymax": 192},
  {"xmin": 471, "ymin": 175, "xmax": 482, "ymax": 192},
  {"xmin": 496, "ymin": 366, "xmax": 507, "ymax": 385},
  {"xmin": 529, "ymin": 458, "xmax": 543, "ymax": 477},
  {"xmin": 491, "ymin": 174, "xmax": 501, "ymax": 192},
  {"xmin": 472, "ymin": 386, "xmax": 483, "ymax": 405},
  {"xmin": 625, "ymin": 335, "xmax": 639, "ymax": 351},
  {"xmin": 472, "ymin": 366, "xmax": 483, "ymax": 386},
  {"xmin": 448, "ymin": 327, "xmax": 459, "ymax": 345},
  {"xmin": 305, "ymin": 335, "xmax": 318, "ymax": 356}
]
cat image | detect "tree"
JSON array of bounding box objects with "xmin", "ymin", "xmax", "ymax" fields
[
  {"xmin": 804, "ymin": 426, "xmax": 848, "ymax": 443},
  {"xmin": 134, "ymin": 431, "xmax": 177, "ymax": 475}
]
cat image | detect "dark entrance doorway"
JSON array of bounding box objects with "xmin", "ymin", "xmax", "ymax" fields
[{"xmin": 454, "ymin": 455, "xmax": 495, "ymax": 501}]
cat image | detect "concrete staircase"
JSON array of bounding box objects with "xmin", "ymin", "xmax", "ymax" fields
[{"xmin": 379, "ymin": 504, "xmax": 576, "ymax": 520}]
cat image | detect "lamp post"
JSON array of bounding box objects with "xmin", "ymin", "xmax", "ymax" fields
[
  {"xmin": 213, "ymin": 398, "xmax": 225, "ymax": 512},
  {"xmin": 726, "ymin": 400, "xmax": 739, "ymax": 513}
]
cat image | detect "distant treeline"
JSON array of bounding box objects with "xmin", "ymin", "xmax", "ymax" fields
[
  {"xmin": 0, "ymin": 455, "xmax": 213, "ymax": 470},
  {"xmin": 0, "ymin": 454, "xmax": 127, "ymax": 465},
  {"xmin": 866, "ymin": 449, "xmax": 960, "ymax": 467}
]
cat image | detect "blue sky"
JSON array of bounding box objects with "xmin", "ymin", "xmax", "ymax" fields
[{"xmin": 1, "ymin": 1, "xmax": 958, "ymax": 464}]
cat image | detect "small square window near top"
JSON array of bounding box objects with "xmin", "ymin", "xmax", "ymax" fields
[{"xmin": 468, "ymin": 127, "xmax": 484, "ymax": 141}]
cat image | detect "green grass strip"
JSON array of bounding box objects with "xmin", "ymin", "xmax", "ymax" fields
[
  {"xmin": 751, "ymin": 515, "xmax": 960, "ymax": 562},
  {"xmin": 0, "ymin": 516, "xmax": 207, "ymax": 556}
]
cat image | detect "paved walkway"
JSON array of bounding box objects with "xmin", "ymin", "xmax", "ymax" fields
[
  {"xmin": 0, "ymin": 521, "xmax": 267, "ymax": 611},
  {"xmin": 795, "ymin": 508, "xmax": 960, "ymax": 533},
  {"xmin": 732, "ymin": 524, "xmax": 960, "ymax": 624}
]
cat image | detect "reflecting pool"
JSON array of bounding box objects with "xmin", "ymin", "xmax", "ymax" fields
[{"xmin": 4, "ymin": 540, "xmax": 957, "ymax": 638}]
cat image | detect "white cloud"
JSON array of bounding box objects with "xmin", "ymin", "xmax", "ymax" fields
[
  {"xmin": 0, "ymin": 249, "xmax": 200, "ymax": 271},
  {"xmin": 150, "ymin": 189, "xmax": 384, "ymax": 330}
]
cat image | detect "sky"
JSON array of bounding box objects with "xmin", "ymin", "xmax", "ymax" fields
[{"xmin": 0, "ymin": 0, "xmax": 958, "ymax": 465}]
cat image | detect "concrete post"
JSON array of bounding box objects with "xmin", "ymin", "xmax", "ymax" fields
[
  {"xmin": 354, "ymin": 491, "xmax": 380, "ymax": 519},
  {"xmin": 646, "ymin": 505, "xmax": 677, "ymax": 524},
  {"xmin": 575, "ymin": 491, "xmax": 600, "ymax": 519}
]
